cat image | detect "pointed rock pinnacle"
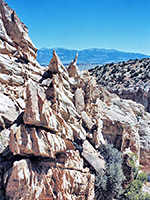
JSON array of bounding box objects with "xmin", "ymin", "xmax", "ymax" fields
[
  {"xmin": 67, "ymin": 53, "xmax": 80, "ymax": 78},
  {"xmin": 48, "ymin": 50, "xmax": 69, "ymax": 79},
  {"xmin": 73, "ymin": 52, "xmax": 78, "ymax": 64}
]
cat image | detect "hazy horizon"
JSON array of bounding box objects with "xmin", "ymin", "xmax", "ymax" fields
[
  {"xmin": 5, "ymin": 0, "xmax": 150, "ymax": 55},
  {"xmin": 39, "ymin": 47, "xmax": 150, "ymax": 56}
]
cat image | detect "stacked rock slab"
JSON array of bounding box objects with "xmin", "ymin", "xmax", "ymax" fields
[
  {"xmin": 0, "ymin": 0, "xmax": 44, "ymax": 132},
  {"xmin": 6, "ymin": 50, "xmax": 104, "ymax": 200},
  {"xmin": 0, "ymin": 0, "xmax": 150, "ymax": 199}
]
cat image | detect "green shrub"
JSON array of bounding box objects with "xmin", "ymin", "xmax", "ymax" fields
[
  {"xmin": 127, "ymin": 66, "xmax": 130, "ymax": 71},
  {"xmin": 124, "ymin": 180, "xmax": 143, "ymax": 199},
  {"xmin": 102, "ymin": 67, "xmax": 108, "ymax": 74},
  {"xmin": 112, "ymin": 74, "xmax": 116, "ymax": 79},
  {"xmin": 125, "ymin": 81, "xmax": 130, "ymax": 87},
  {"xmin": 121, "ymin": 179, "xmax": 150, "ymax": 200},
  {"xmin": 95, "ymin": 144, "xmax": 125, "ymax": 200},
  {"xmin": 109, "ymin": 62, "xmax": 114, "ymax": 66},
  {"xmin": 120, "ymin": 153, "xmax": 150, "ymax": 200},
  {"xmin": 130, "ymin": 71, "xmax": 140, "ymax": 78},
  {"xmin": 142, "ymin": 193, "xmax": 150, "ymax": 200},
  {"xmin": 137, "ymin": 173, "xmax": 147, "ymax": 183},
  {"xmin": 111, "ymin": 68, "xmax": 119, "ymax": 74},
  {"xmin": 130, "ymin": 69, "xmax": 135, "ymax": 74},
  {"xmin": 147, "ymin": 175, "xmax": 150, "ymax": 182},
  {"xmin": 128, "ymin": 153, "xmax": 140, "ymax": 179}
]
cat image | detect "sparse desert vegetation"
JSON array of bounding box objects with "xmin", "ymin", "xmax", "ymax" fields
[{"xmin": 89, "ymin": 58, "xmax": 150, "ymax": 112}]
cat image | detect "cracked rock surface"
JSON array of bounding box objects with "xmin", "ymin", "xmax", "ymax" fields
[{"xmin": 0, "ymin": 0, "xmax": 150, "ymax": 199}]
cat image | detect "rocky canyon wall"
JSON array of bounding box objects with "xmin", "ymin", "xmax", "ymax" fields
[{"xmin": 0, "ymin": 0, "xmax": 150, "ymax": 199}]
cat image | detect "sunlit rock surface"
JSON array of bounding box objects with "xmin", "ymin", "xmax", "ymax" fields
[{"xmin": 0, "ymin": 0, "xmax": 150, "ymax": 199}]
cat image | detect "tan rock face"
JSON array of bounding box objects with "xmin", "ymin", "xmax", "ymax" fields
[
  {"xmin": 0, "ymin": 0, "xmax": 44, "ymax": 88},
  {"xmin": 81, "ymin": 111, "xmax": 95, "ymax": 130},
  {"xmin": 0, "ymin": 128, "xmax": 10, "ymax": 153},
  {"xmin": 0, "ymin": 0, "xmax": 44, "ymax": 135},
  {"xmin": 2, "ymin": 50, "xmax": 98, "ymax": 199},
  {"xmin": 75, "ymin": 88, "xmax": 85, "ymax": 113},
  {"xmin": 23, "ymin": 80, "xmax": 59, "ymax": 132},
  {"xmin": 0, "ymin": 93, "xmax": 18, "ymax": 128},
  {"xmin": 1, "ymin": 47, "xmax": 150, "ymax": 198},
  {"xmin": 0, "ymin": 0, "xmax": 150, "ymax": 199},
  {"xmin": 4, "ymin": 159, "xmax": 95, "ymax": 200},
  {"xmin": 10, "ymin": 124, "xmax": 67, "ymax": 158},
  {"xmin": 82, "ymin": 140, "xmax": 105, "ymax": 172},
  {"xmin": 0, "ymin": 0, "xmax": 37, "ymax": 63},
  {"xmin": 48, "ymin": 50, "xmax": 69, "ymax": 80},
  {"xmin": 67, "ymin": 53, "xmax": 80, "ymax": 78}
]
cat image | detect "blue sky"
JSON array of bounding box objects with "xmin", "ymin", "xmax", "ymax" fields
[{"xmin": 6, "ymin": 0, "xmax": 150, "ymax": 55}]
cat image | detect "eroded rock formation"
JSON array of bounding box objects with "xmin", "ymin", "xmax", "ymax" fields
[{"xmin": 0, "ymin": 1, "xmax": 150, "ymax": 199}]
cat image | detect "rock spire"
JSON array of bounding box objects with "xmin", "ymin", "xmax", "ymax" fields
[{"xmin": 0, "ymin": 1, "xmax": 150, "ymax": 199}]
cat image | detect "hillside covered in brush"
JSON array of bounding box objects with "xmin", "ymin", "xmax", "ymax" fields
[{"xmin": 89, "ymin": 58, "xmax": 150, "ymax": 112}]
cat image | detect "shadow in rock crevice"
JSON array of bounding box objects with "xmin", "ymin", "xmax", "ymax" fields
[{"xmin": 39, "ymin": 70, "xmax": 54, "ymax": 83}]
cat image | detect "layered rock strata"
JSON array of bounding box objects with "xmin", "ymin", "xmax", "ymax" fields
[
  {"xmin": 0, "ymin": 0, "xmax": 150, "ymax": 199},
  {"xmin": 0, "ymin": 1, "xmax": 95, "ymax": 199},
  {"xmin": 1, "ymin": 49, "xmax": 150, "ymax": 198}
]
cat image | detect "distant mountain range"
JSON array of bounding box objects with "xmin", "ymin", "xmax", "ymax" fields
[{"xmin": 37, "ymin": 48, "xmax": 150, "ymax": 69}]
